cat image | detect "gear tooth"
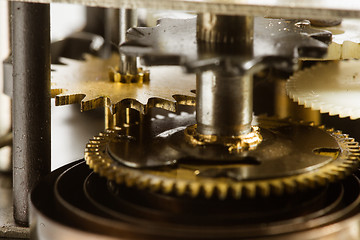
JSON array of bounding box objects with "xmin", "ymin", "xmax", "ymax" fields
[
  {"xmin": 105, "ymin": 129, "xmax": 116, "ymax": 134},
  {"xmin": 202, "ymin": 183, "xmax": 215, "ymax": 199},
  {"xmin": 350, "ymin": 154, "xmax": 360, "ymax": 159},
  {"xmin": 230, "ymin": 183, "xmax": 242, "ymax": 199},
  {"xmin": 315, "ymin": 173, "xmax": 329, "ymax": 186},
  {"xmin": 325, "ymin": 171, "xmax": 338, "ymax": 182},
  {"xmin": 293, "ymin": 177, "xmax": 306, "ymax": 191},
  {"xmin": 85, "ymin": 147, "xmax": 99, "ymax": 153},
  {"xmin": 175, "ymin": 181, "xmax": 188, "ymax": 196},
  {"xmin": 256, "ymin": 182, "xmax": 270, "ymax": 197},
  {"xmin": 283, "ymin": 179, "xmax": 297, "ymax": 194},
  {"xmin": 149, "ymin": 178, "xmax": 162, "ymax": 192},
  {"xmin": 137, "ymin": 176, "xmax": 150, "ymax": 190},
  {"xmin": 243, "ymin": 183, "xmax": 256, "ymax": 198},
  {"xmin": 216, "ymin": 183, "xmax": 228, "ymax": 200},
  {"xmin": 85, "ymin": 157, "xmax": 93, "ymax": 168},
  {"xmin": 86, "ymin": 143, "xmax": 99, "ymax": 148},
  {"xmin": 270, "ymin": 181, "xmax": 284, "ymax": 196},
  {"xmin": 98, "ymin": 163, "xmax": 111, "ymax": 176},
  {"xmin": 334, "ymin": 130, "xmax": 343, "ymax": 135},
  {"xmin": 189, "ymin": 182, "xmax": 201, "ymax": 198},
  {"xmin": 91, "ymin": 158, "xmax": 103, "ymax": 172},
  {"xmin": 327, "ymin": 128, "xmax": 335, "ymax": 133},
  {"xmin": 310, "ymin": 175, "xmax": 326, "ymax": 188},
  {"xmin": 93, "ymin": 136, "xmax": 105, "ymax": 141},
  {"xmin": 349, "ymin": 148, "xmax": 359, "ymax": 153},
  {"xmin": 161, "ymin": 180, "xmax": 175, "ymax": 194},
  {"xmin": 345, "ymin": 158, "xmax": 358, "ymax": 164}
]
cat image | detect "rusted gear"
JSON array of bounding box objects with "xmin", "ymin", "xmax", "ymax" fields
[
  {"xmin": 287, "ymin": 60, "xmax": 360, "ymax": 119},
  {"xmin": 85, "ymin": 116, "xmax": 360, "ymax": 200},
  {"xmin": 51, "ymin": 53, "xmax": 195, "ymax": 114}
]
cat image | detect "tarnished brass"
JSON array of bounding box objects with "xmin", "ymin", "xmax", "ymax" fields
[
  {"xmin": 108, "ymin": 66, "xmax": 150, "ymax": 84},
  {"xmin": 85, "ymin": 118, "xmax": 360, "ymax": 200},
  {"xmin": 184, "ymin": 124, "xmax": 262, "ymax": 153}
]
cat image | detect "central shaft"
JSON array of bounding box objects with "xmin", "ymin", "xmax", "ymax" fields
[
  {"xmin": 196, "ymin": 71, "xmax": 253, "ymax": 136},
  {"xmin": 195, "ymin": 14, "xmax": 254, "ymax": 137}
]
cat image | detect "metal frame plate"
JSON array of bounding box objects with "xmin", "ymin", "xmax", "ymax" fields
[{"xmin": 7, "ymin": 0, "xmax": 360, "ymax": 19}]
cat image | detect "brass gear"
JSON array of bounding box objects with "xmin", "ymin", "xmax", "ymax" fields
[
  {"xmin": 287, "ymin": 60, "xmax": 360, "ymax": 119},
  {"xmin": 303, "ymin": 19, "xmax": 360, "ymax": 60},
  {"xmin": 85, "ymin": 117, "xmax": 360, "ymax": 200},
  {"xmin": 51, "ymin": 53, "xmax": 196, "ymax": 114}
]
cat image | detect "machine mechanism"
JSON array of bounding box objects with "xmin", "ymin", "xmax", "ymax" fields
[{"xmin": 2, "ymin": 0, "xmax": 360, "ymax": 239}]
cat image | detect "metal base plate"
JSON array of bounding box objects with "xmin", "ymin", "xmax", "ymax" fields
[{"xmin": 0, "ymin": 173, "xmax": 29, "ymax": 239}]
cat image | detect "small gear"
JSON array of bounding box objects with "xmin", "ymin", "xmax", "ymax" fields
[
  {"xmin": 287, "ymin": 60, "xmax": 360, "ymax": 119},
  {"xmin": 85, "ymin": 117, "xmax": 360, "ymax": 200},
  {"xmin": 51, "ymin": 53, "xmax": 196, "ymax": 114},
  {"xmin": 305, "ymin": 19, "xmax": 360, "ymax": 60}
]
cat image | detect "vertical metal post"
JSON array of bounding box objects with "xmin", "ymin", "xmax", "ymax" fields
[
  {"xmin": 119, "ymin": 9, "xmax": 137, "ymax": 75},
  {"xmin": 12, "ymin": 2, "xmax": 51, "ymax": 226},
  {"xmin": 195, "ymin": 14, "xmax": 254, "ymax": 137},
  {"xmin": 196, "ymin": 71, "xmax": 253, "ymax": 136},
  {"xmin": 0, "ymin": 0, "xmax": 12, "ymax": 172}
]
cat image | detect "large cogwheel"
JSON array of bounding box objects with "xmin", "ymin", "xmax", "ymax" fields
[
  {"xmin": 51, "ymin": 53, "xmax": 195, "ymax": 114},
  {"xmin": 287, "ymin": 60, "xmax": 360, "ymax": 119},
  {"xmin": 85, "ymin": 116, "xmax": 360, "ymax": 200}
]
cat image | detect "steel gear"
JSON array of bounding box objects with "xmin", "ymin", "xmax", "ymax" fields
[
  {"xmin": 287, "ymin": 60, "xmax": 360, "ymax": 119},
  {"xmin": 51, "ymin": 53, "xmax": 196, "ymax": 114},
  {"xmin": 121, "ymin": 17, "xmax": 330, "ymax": 72},
  {"xmin": 308, "ymin": 19, "xmax": 360, "ymax": 60},
  {"xmin": 85, "ymin": 116, "xmax": 360, "ymax": 200}
]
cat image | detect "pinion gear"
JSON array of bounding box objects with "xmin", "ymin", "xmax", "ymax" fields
[
  {"xmin": 85, "ymin": 117, "xmax": 360, "ymax": 200},
  {"xmin": 51, "ymin": 53, "xmax": 196, "ymax": 114},
  {"xmin": 287, "ymin": 60, "xmax": 360, "ymax": 119}
]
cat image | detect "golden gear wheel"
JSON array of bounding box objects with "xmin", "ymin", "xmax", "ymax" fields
[
  {"xmin": 85, "ymin": 117, "xmax": 360, "ymax": 200},
  {"xmin": 287, "ymin": 60, "xmax": 360, "ymax": 119},
  {"xmin": 51, "ymin": 53, "xmax": 196, "ymax": 114},
  {"xmin": 303, "ymin": 19, "xmax": 360, "ymax": 60}
]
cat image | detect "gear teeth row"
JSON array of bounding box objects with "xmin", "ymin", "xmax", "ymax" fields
[
  {"xmin": 287, "ymin": 60, "xmax": 360, "ymax": 119},
  {"xmin": 51, "ymin": 53, "xmax": 196, "ymax": 115},
  {"xmin": 303, "ymin": 19, "xmax": 360, "ymax": 60},
  {"xmin": 85, "ymin": 123, "xmax": 360, "ymax": 200}
]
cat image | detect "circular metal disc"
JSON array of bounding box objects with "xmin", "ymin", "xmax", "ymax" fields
[
  {"xmin": 287, "ymin": 60, "xmax": 360, "ymax": 119},
  {"xmin": 85, "ymin": 117, "xmax": 360, "ymax": 199},
  {"xmin": 30, "ymin": 160, "xmax": 360, "ymax": 240}
]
